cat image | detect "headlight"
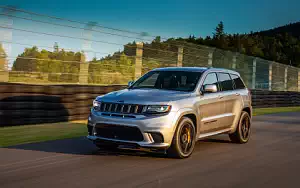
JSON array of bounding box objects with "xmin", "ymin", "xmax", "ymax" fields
[
  {"xmin": 145, "ymin": 105, "xmax": 171, "ymax": 114},
  {"xmin": 93, "ymin": 100, "xmax": 101, "ymax": 111}
]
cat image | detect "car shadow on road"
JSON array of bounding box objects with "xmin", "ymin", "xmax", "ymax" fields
[
  {"xmin": 201, "ymin": 138, "xmax": 232, "ymax": 144},
  {"xmin": 7, "ymin": 135, "xmax": 232, "ymax": 158},
  {"xmin": 7, "ymin": 137, "xmax": 97, "ymax": 155},
  {"xmin": 6, "ymin": 137, "xmax": 167, "ymax": 158}
]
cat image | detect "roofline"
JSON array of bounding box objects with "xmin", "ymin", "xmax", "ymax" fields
[
  {"xmin": 205, "ymin": 68, "xmax": 241, "ymax": 76},
  {"xmin": 151, "ymin": 67, "xmax": 240, "ymax": 75},
  {"xmin": 152, "ymin": 67, "xmax": 208, "ymax": 72}
]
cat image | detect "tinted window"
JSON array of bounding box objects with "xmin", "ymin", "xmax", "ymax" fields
[
  {"xmin": 202, "ymin": 73, "xmax": 219, "ymax": 91},
  {"xmin": 131, "ymin": 71, "xmax": 202, "ymax": 92},
  {"xmin": 231, "ymin": 74, "xmax": 246, "ymax": 89},
  {"xmin": 137, "ymin": 72, "xmax": 159, "ymax": 87},
  {"xmin": 217, "ymin": 73, "xmax": 233, "ymax": 91}
]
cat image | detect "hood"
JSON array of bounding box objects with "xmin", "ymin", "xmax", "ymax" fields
[{"xmin": 96, "ymin": 88, "xmax": 191, "ymax": 104}]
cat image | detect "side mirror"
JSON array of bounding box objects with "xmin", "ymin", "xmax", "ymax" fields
[
  {"xmin": 128, "ymin": 81, "xmax": 134, "ymax": 87},
  {"xmin": 203, "ymin": 84, "xmax": 218, "ymax": 93}
]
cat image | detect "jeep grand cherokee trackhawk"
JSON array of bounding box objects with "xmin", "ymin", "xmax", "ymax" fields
[{"xmin": 87, "ymin": 67, "xmax": 252, "ymax": 158}]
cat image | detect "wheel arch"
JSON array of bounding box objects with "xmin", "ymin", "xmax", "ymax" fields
[
  {"xmin": 242, "ymin": 106, "xmax": 252, "ymax": 118},
  {"xmin": 172, "ymin": 108, "xmax": 199, "ymax": 137},
  {"xmin": 167, "ymin": 109, "xmax": 198, "ymax": 158},
  {"xmin": 229, "ymin": 106, "xmax": 252, "ymax": 134},
  {"xmin": 183, "ymin": 114, "xmax": 197, "ymax": 133}
]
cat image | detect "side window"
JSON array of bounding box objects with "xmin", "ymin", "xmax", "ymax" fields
[
  {"xmin": 217, "ymin": 73, "xmax": 233, "ymax": 91},
  {"xmin": 202, "ymin": 73, "xmax": 219, "ymax": 91},
  {"xmin": 231, "ymin": 74, "xmax": 246, "ymax": 89}
]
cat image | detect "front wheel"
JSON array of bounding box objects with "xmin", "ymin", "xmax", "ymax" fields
[
  {"xmin": 167, "ymin": 117, "xmax": 196, "ymax": 158},
  {"xmin": 229, "ymin": 111, "xmax": 251, "ymax": 143}
]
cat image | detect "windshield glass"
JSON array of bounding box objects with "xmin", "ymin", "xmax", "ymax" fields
[{"xmin": 130, "ymin": 71, "xmax": 202, "ymax": 92}]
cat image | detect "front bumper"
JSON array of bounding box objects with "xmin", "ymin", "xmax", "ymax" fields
[
  {"xmin": 87, "ymin": 108, "xmax": 180, "ymax": 149},
  {"xmin": 87, "ymin": 135, "xmax": 169, "ymax": 149}
]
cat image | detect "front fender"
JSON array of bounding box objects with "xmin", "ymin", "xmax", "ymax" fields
[{"xmin": 171, "ymin": 108, "xmax": 199, "ymax": 137}]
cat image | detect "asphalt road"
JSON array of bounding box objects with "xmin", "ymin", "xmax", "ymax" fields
[{"xmin": 1, "ymin": 112, "xmax": 299, "ymax": 188}]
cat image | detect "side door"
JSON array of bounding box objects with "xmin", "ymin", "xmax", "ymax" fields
[
  {"xmin": 216, "ymin": 72, "xmax": 236, "ymax": 129},
  {"xmin": 198, "ymin": 72, "xmax": 224, "ymax": 134}
]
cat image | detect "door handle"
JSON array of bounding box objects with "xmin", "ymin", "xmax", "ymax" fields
[
  {"xmin": 218, "ymin": 95, "xmax": 224, "ymax": 99},
  {"xmin": 235, "ymin": 93, "xmax": 240, "ymax": 96}
]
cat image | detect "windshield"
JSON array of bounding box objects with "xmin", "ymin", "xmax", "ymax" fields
[{"xmin": 130, "ymin": 71, "xmax": 202, "ymax": 92}]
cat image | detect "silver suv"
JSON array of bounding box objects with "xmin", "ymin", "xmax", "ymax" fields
[{"xmin": 87, "ymin": 67, "xmax": 252, "ymax": 158}]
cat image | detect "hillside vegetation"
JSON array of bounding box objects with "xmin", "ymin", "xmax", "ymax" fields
[{"xmin": 176, "ymin": 21, "xmax": 300, "ymax": 67}]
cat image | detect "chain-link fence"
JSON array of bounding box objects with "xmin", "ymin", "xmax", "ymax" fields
[
  {"xmin": 0, "ymin": 6, "xmax": 299, "ymax": 91},
  {"xmin": 1, "ymin": 42, "xmax": 299, "ymax": 92}
]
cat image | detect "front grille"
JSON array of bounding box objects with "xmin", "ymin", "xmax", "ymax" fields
[
  {"xmin": 96, "ymin": 102, "xmax": 146, "ymax": 114},
  {"xmin": 95, "ymin": 123, "xmax": 144, "ymax": 142}
]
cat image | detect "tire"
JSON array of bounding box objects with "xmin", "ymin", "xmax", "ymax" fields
[
  {"xmin": 229, "ymin": 111, "xmax": 251, "ymax": 144},
  {"xmin": 167, "ymin": 117, "xmax": 196, "ymax": 159}
]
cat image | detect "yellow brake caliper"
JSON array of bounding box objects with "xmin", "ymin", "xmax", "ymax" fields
[{"xmin": 185, "ymin": 127, "xmax": 191, "ymax": 143}]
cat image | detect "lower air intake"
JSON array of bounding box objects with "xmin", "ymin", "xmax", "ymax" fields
[{"xmin": 95, "ymin": 123, "xmax": 144, "ymax": 142}]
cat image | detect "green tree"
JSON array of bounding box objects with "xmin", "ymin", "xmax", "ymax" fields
[
  {"xmin": 213, "ymin": 21, "xmax": 225, "ymax": 39},
  {"xmin": 12, "ymin": 46, "xmax": 83, "ymax": 78},
  {"xmin": 251, "ymin": 45, "xmax": 264, "ymax": 57},
  {"xmin": 212, "ymin": 21, "xmax": 228, "ymax": 49},
  {"xmin": 153, "ymin": 36, "xmax": 161, "ymax": 43}
]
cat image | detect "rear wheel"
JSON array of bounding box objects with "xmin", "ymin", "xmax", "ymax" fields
[
  {"xmin": 229, "ymin": 111, "xmax": 251, "ymax": 143},
  {"xmin": 167, "ymin": 117, "xmax": 196, "ymax": 158}
]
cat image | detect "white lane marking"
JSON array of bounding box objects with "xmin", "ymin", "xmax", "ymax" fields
[
  {"xmin": 1, "ymin": 156, "xmax": 87, "ymax": 175},
  {"xmin": 0, "ymin": 153, "xmax": 66, "ymax": 167}
]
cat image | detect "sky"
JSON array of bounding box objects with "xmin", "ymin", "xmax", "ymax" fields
[{"xmin": 0, "ymin": 0, "xmax": 300, "ymax": 68}]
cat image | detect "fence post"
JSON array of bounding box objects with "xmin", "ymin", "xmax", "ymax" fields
[
  {"xmin": 232, "ymin": 53, "xmax": 237, "ymax": 70},
  {"xmin": 284, "ymin": 66, "xmax": 288, "ymax": 91},
  {"xmin": 0, "ymin": 55, "xmax": 9, "ymax": 82},
  {"xmin": 252, "ymin": 58, "xmax": 257, "ymax": 89},
  {"xmin": 0, "ymin": 8, "xmax": 14, "ymax": 71},
  {"xmin": 134, "ymin": 42, "xmax": 143, "ymax": 80},
  {"xmin": 268, "ymin": 63, "xmax": 273, "ymax": 91},
  {"xmin": 208, "ymin": 49, "xmax": 213, "ymax": 67},
  {"xmin": 0, "ymin": 70, "xmax": 9, "ymax": 82},
  {"xmin": 177, "ymin": 46, "xmax": 183, "ymax": 67},
  {"xmin": 298, "ymin": 70, "xmax": 300, "ymax": 92},
  {"xmin": 78, "ymin": 54, "xmax": 89, "ymax": 84}
]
